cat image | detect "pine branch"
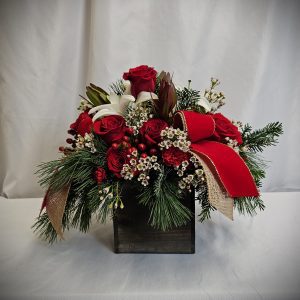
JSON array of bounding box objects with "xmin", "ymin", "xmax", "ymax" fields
[
  {"xmin": 32, "ymin": 179, "xmax": 117, "ymax": 243},
  {"xmin": 33, "ymin": 139, "xmax": 112, "ymax": 243},
  {"xmin": 36, "ymin": 143, "xmax": 107, "ymax": 193},
  {"xmin": 234, "ymin": 196, "xmax": 265, "ymax": 216},
  {"xmin": 139, "ymin": 167, "xmax": 192, "ymax": 230},
  {"xmin": 109, "ymin": 79, "xmax": 125, "ymax": 95},
  {"xmin": 242, "ymin": 122, "xmax": 283, "ymax": 153},
  {"xmin": 32, "ymin": 213, "xmax": 58, "ymax": 244},
  {"xmin": 241, "ymin": 151, "xmax": 267, "ymax": 187},
  {"xmin": 176, "ymin": 87, "xmax": 201, "ymax": 111},
  {"xmin": 196, "ymin": 184, "xmax": 216, "ymax": 222}
]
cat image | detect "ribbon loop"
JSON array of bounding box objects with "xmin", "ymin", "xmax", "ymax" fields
[
  {"xmin": 174, "ymin": 111, "xmax": 259, "ymax": 198},
  {"xmin": 174, "ymin": 111, "xmax": 215, "ymax": 142}
]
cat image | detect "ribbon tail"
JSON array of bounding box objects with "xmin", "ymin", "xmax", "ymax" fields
[
  {"xmin": 39, "ymin": 188, "xmax": 50, "ymax": 217},
  {"xmin": 195, "ymin": 153, "xmax": 234, "ymax": 220},
  {"xmin": 45, "ymin": 184, "xmax": 71, "ymax": 239},
  {"xmin": 191, "ymin": 141, "xmax": 259, "ymax": 198}
]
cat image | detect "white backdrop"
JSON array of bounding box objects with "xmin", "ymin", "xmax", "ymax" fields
[{"xmin": 0, "ymin": 0, "xmax": 299, "ymax": 198}]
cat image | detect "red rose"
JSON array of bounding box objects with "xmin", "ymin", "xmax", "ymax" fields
[
  {"xmin": 93, "ymin": 115, "xmax": 126, "ymax": 145},
  {"xmin": 70, "ymin": 111, "xmax": 93, "ymax": 137},
  {"xmin": 95, "ymin": 167, "xmax": 107, "ymax": 184},
  {"xmin": 212, "ymin": 113, "xmax": 243, "ymax": 144},
  {"xmin": 139, "ymin": 118, "xmax": 168, "ymax": 146},
  {"xmin": 162, "ymin": 147, "xmax": 190, "ymax": 167},
  {"xmin": 123, "ymin": 65, "xmax": 157, "ymax": 98},
  {"xmin": 106, "ymin": 147, "xmax": 129, "ymax": 178}
]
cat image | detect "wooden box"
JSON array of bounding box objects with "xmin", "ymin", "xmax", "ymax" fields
[{"xmin": 113, "ymin": 184, "xmax": 195, "ymax": 254}]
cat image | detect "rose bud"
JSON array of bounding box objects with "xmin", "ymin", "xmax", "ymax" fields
[{"xmin": 123, "ymin": 65, "xmax": 157, "ymax": 98}]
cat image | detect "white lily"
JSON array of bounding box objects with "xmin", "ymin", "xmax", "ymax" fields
[
  {"xmin": 89, "ymin": 80, "xmax": 158, "ymax": 122},
  {"xmin": 197, "ymin": 96, "xmax": 212, "ymax": 113}
]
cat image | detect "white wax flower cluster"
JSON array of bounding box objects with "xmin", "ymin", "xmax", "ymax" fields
[
  {"xmin": 178, "ymin": 156, "xmax": 206, "ymax": 192},
  {"xmin": 125, "ymin": 103, "xmax": 153, "ymax": 134},
  {"xmin": 159, "ymin": 127, "xmax": 191, "ymax": 152},
  {"xmin": 204, "ymin": 77, "xmax": 226, "ymax": 112},
  {"xmin": 121, "ymin": 153, "xmax": 160, "ymax": 186},
  {"xmin": 75, "ymin": 133, "xmax": 96, "ymax": 153}
]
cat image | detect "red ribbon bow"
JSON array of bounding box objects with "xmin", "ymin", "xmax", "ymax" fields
[{"xmin": 174, "ymin": 111, "xmax": 259, "ymax": 197}]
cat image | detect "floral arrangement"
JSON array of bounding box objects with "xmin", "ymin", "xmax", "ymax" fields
[{"xmin": 33, "ymin": 65, "xmax": 283, "ymax": 243}]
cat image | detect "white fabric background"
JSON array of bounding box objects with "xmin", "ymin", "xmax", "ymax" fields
[{"xmin": 1, "ymin": 0, "xmax": 300, "ymax": 198}]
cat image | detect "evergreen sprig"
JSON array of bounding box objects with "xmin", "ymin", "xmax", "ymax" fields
[
  {"xmin": 234, "ymin": 196, "xmax": 265, "ymax": 216},
  {"xmin": 139, "ymin": 167, "xmax": 192, "ymax": 230},
  {"xmin": 242, "ymin": 122, "xmax": 283, "ymax": 153},
  {"xmin": 196, "ymin": 184, "xmax": 216, "ymax": 222},
  {"xmin": 241, "ymin": 151, "xmax": 267, "ymax": 188},
  {"xmin": 176, "ymin": 87, "xmax": 201, "ymax": 111},
  {"xmin": 32, "ymin": 178, "xmax": 117, "ymax": 243},
  {"xmin": 109, "ymin": 79, "xmax": 125, "ymax": 95},
  {"xmin": 32, "ymin": 137, "xmax": 113, "ymax": 243},
  {"xmin": 36, "ymin": 137, "xmax": 107, "ymax": 192}
]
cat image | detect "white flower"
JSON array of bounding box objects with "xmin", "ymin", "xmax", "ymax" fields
[
  {"xmin": 197, "ymin": 96, "xmax": 211, "ymax": 112},
  {"xmin": 89, "ymin": 80, "xmax": 158, "ymax": 122},
  {"xmin": 89, "ymin": 93, "xmax": 135, "ymax": 121}
]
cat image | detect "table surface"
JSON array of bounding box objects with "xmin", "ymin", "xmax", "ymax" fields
[{"xmin": 0, "ymin": 192, "xmax": 300, "ymax": 300}]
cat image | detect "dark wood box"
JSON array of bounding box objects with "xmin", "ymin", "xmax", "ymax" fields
[{"xmin": 113, "ymin": 184, "xmax": 195, "ymax": 254}]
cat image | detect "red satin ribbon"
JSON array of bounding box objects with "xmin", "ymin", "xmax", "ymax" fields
[{"xmin": 174, "ymin": 111, "xmax": 259, "ymax": 197}]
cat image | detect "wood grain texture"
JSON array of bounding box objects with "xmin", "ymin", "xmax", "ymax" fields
[{"xmin": 113, "ymin": 184, "xmax": 195, "ymax": 254}]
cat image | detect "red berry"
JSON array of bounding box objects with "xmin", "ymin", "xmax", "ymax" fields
[
  {"xmin": 123, "ymin": 136, "xmax": 130, "ymax": 142},
  {"xmin": 126, "ymin": 127, "xmax": 135, "ymax": 135},
  {"xmin": 134, "ymin": 138, "xmax": 140, "ymax": 145},
  {"xmin": 66, "ymin": 138, "xmax": 73, "ymax": 144},
  {"xmin": 112, "ymin": 143, "xmax": 119, "ymax": 150},
  {"xmin": 149, "ymin": 148, "xmax": 158, "ymax": 155},
  {"xmin": 138, "ymin": 143, "xmax": 146, "ymax": 151},
  {"xmin": 67, "ymin": 129, "xmax": 76, "ymax": 135},
  {"xmin": 58, "ymin": 146, "xmax": 65, "ymax": 152},
  {"xmin": 128, "ymin": 147, "xmax": 137, "ymax": 154},
  {"xmin": 140, "ymin": 153, "xmax": 148, "ymax": 158}
]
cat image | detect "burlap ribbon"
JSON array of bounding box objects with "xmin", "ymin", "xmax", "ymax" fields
[{"xmin": 40, "ymin": 184, "xmax": 70, "ymax": 238}]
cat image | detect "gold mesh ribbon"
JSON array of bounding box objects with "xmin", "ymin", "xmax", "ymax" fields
[
  {"xmin": 45, "ymin": 184, "xmax": 71, "ymax": 239},
  {"xmin": 194, "ymin": 154, "xmax": 234, "ymax": 220}
]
